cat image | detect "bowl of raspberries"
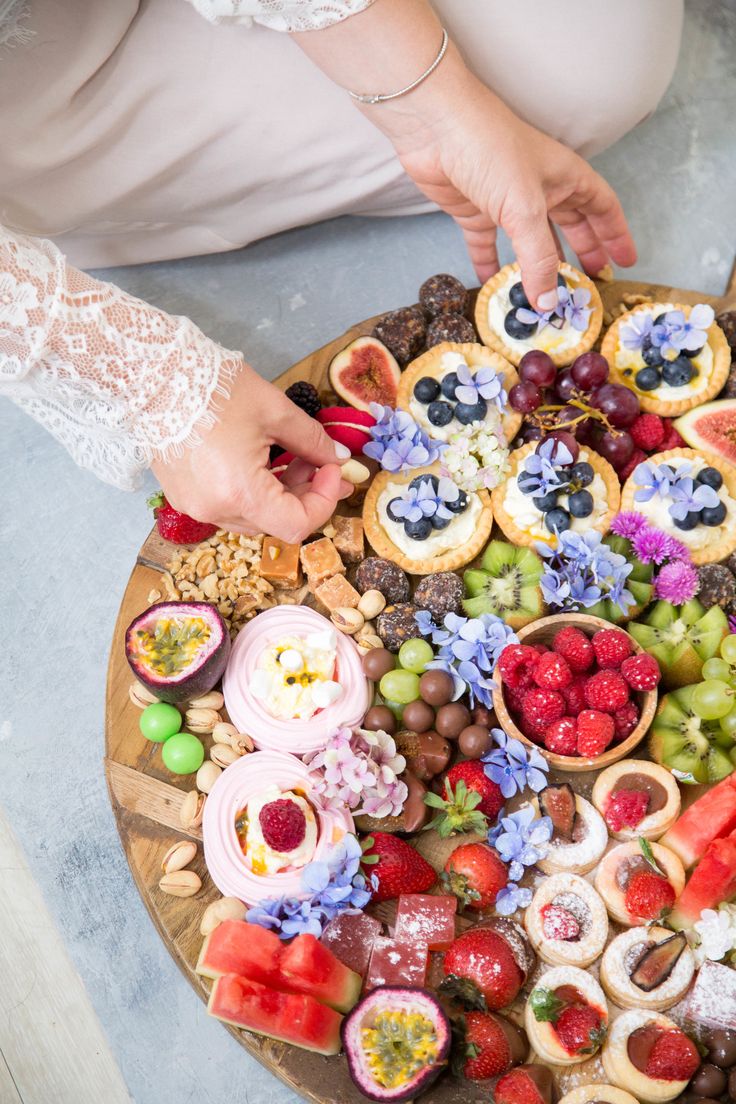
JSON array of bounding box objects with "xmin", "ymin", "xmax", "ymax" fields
[{"xmin": 493, "ymin": 614, "xmax": 661, "ymax": 771}]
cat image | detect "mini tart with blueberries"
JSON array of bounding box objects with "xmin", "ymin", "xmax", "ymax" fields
[
  {"xmin": 601, "ymin": 1010, "xmax": 700, "ymax": 1103},
  {"xmin": 475, "ymin": 261, "xmax": 603, "ymax": 367},
  {"xmin": 362, "ymin": 463, "xmax": 492, "ymax": 575},
  {"xmin": 396, "ymin": 342, "xmax": 522, "ymax": 443},
  {"xmin": 620, "ymin": 446, "xmax": 736, "ymax": 565},
  {"xmin": 593, "ymin": 839, "xmax": 685, "ymax": 927},
  {"xmin": 558, "ymin": 1088, "xmax": 639, "ymax": 1104},
  {"xmin": 591, "ymin": 760, "xmax": 680, "ymax": 842},
  {"xmin": 523, "ymin": 872, "xmax": 608, "ymax": 968},
  {"xmin": 491, "ymin": 439, "xmax": 620, "ymax": 548},
  {"xmin": 602, "ymin": 301, "xmax": 730, "ymax": 416},
  {"xmin": 524, "ymin": 966, "xmax": 609, "ymax": 1067},
  {"xmin": 599, "ymin": 926, "xmax": 695, "ymax": 1013}
]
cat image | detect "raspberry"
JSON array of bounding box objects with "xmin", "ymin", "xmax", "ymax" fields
[
  {"xmin": 533, "ymin": 652, "xmax": 573, "ymax": 690},
  {"xmin": 259, "ymin": 797, "xmax": 307, "ymax": 851},
  {"xmin": 541, "ymin": 903, "xmax": 580, "ymax": 941},
  {"xmin": 604, "ymin": 789, "xmax": 649, "ymax": 832},
  {"xmin": 497, "ymin": 644, "xmax": 540, "ymax": 690},
  {"xmin": 624, "ymin": 870, "xmax": 675, "ymax": 921},
  {"xmin": 576, "ymin": 709, "xmax": 615, "ymax": 758},
  {"xmin": 521, "ymin": 688, "xmax": 565, "ymax": 730},
  {"xmin": 504, "ymin": 685, "xmax": 527, "ymax": 716},
  {"xmin": 645, "ymin": 1029, "xmax": 700, "ymax": 1082},
  {"xmin": 554, "ymin": 1004, "xmax": 605, "ymax": 1056},
  {"xmin": 618, "ymin": 447, "xmax": 647, "ymax": 482},
  {"xmin": 592, "ymin": 628, "xmax": 633, "ymax": 669},
  {"xmin": 621, "ymin": 653, "xmax": 661, "ymax": 691},
  {"xmin": 562, "ymin": 676, "xmax": 588, "ymax": 717},
  {"xmin": 552, "ymin": 626, "xmax": 594, "ymax": 672},
  {"xmin": 533, "ymin": 643, "xmax": 550, "ymax": 655},
  {"xmin": 630, "ymin": 413, "xmax": 665, "ymax": 451},
  {"xmin": 613, "ymin": 701, "xmax": 640, "ymax": 742},
  {"xmin": 659, "ymin": 421, "xmax": 686, "ymax": 451},
  {"xmin": 584, "ymin": 670, "xmax": 630, "ymax": 712},
  {"xmin": 544, "ymin": 717, "xmax": 578, "ymax": 756}
]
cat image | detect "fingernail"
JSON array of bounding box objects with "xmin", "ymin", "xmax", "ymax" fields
[
  {"xmin": 334, "ymin": 442, "xmax": 351, "ymax": 460},
  {"xmin": 536, "ymin": 290, "xmax": 559, "ymax": 311}
]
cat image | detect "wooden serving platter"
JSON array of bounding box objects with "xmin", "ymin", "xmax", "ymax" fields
[{"xmin": 106, "ymin": 270, "xmax": 736, "ymax": 1104}]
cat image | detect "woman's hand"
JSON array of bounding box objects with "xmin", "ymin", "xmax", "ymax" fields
[{"xmin": 151, "ymin": 361, "xmax": 352, "ymax": 541}]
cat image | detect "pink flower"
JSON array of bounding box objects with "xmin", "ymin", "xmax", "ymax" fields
[
  {"xmin": 610, "ymin": 511, "xmax": 649, "ymax": 540},
  {"xmin": 653, "ymin": 560, "xmax": 700, "ymax": 604},
  {"xmin": 632, "ymin": 525, "xmax": 673, "ymax": 565}
]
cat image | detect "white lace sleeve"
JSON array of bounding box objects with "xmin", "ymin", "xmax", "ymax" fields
[
  {"xmin": 185, "ymin": 0, "xmax": 375, "ymax": 33},
  {"xmin": 0, "ymin": 226, "xmax": 243, "ymax": 492}
]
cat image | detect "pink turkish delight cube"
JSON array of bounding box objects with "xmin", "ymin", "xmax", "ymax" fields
[
  {"xmin": 682, "ymin": 960, "xmax": 736, "ymax": 1031},
  {"xmin": 320, "ymin": 911, "xmax": 381, "ymax": 978},
  {"xmin": 365, "ymin": 936, "xmax": 429, "ymax": 991},
  {"xmin": 394, "ymin": 894, "xmax": 457, "ymax": 952}
]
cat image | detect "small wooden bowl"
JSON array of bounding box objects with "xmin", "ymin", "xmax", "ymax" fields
[{"xmin": 492, "ymin": 613, "xmax": 658, "ymax": 773}]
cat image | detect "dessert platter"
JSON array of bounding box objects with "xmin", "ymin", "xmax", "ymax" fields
[{"xmin": 107, "ymin": 263, "xmax": 736, "ymax": 1104}]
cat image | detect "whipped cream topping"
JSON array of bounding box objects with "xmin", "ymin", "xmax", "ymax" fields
[
  {"xmin": 503, "ymin": 447, "xmax": 608, "ymax": 540},
  {"xmin": 251, "ymin": 629, "xmax": 340, "ymax": 720},
  {"xmin": 488, "ymin": 265, "xmax": 590, "ymax": 357},
  {"xmin": 240, "ymin": 784, "xmax": 318, "ymax": 876},
  {"xmin": 377, "ymin": 480, "xmax": 482, "ymax": 560},
  {"xmin": 631, "ymin": 458, "xmax": 736, "ymax": 551}
]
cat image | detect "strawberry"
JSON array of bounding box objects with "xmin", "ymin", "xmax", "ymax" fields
[
  {"xmin": 533, "ymin": 652, "xmax": 573, "ymax": 691},
  {"xmin": 552, "ymin": 626, "xmax": 594, "ymax": 672},
  {"xmin": 576, "ymin": 709, "xmax": 615, "ymax": 758},
  {"xmin": 443, "ymin": 928, "xmax": 524, "ymax": 1011},
  {"xmin": 360, "ymin": 832, "xmax": 436, "ymax": 902},
  {"xmin": 441, "ymin": 842, "xmax": 508, "ymax": 910},
  {"xmin": 554, "ymin": 1004, "xmax": 606, "ymax": 1055},
  {"xmin": 630, "ymin": 413, "xmax": 665, "ymax": 451},
  {"xmin": 495, "ymin": 1066, "xmax": 552, "ymax": 1104},
  {"xmin": 604, "ymin": 789, "xmax": 649, "ymax": 832},
  {"xmin": 591, "ymin": 628, "xmax": 632, "ymax": 669},
  {"xmin": 584, "ymin": 669, "xmax": 630, "ymax": 712},
  {"xmin": 148, "ymin": 492, "xmax": 217, "ymax": 544},
  {"xmin": 645, "ymin": 1029, "xmax": 700, "ymax": 1081},
  {"xmin": 497, "ymin": 644, "xmax": 540, "ymax": 689},
  {"xmin": 543, "ymin": 717, "xmax": 577, "ymax": 756},
  {"xmin": 541, "ymin": 903, "xmax": 580, "ymax": 941},
  {"xmin": 621, "ymin": 653, "xmax": 661, "ymax": 691},
  {"xmin": 612, "ymin": 701, "xmax": 640, "ymax": 742},
  {"xmin": 456, "ymin": 1011, "xmax": 514, "ymax": 1080},
  {"xmin": 427, "ymin": 762, "xmax": 504, "ymax": 839},
  {"xmin": 624, "ymin": 869, "xmax": 675, "ymax": 921},
  {"xmin": 618, "ymin": 446, "xmax": 647, "ymax": 482},
  {"xmin": 521, "ymin": 688, "xmax": 565, "ymax": 731}
]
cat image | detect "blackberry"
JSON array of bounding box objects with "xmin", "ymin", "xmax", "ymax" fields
[{"xmin": 285, "ymin": 380, "xmax": 321, "ymax": 417}]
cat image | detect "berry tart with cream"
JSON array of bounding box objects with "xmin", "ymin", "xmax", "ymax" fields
[
  {"xmin": 591, "ymin": 759, "xmax": 680, "ymax": 841},
  {"xmin": 601, "ymin": 1010, "xmax": 700, "ymax": 1103},
  {"xmin": 523, "ymin": 872, "xmax": 608, "ymax": 968},
  {"xmin": 594, "ymin": 839, "xmax": 685, "ymax": 927},
  {"xmin": 599, "ymin": 926, "xmax": 695, "ymax": 1012},
  {"xmin": 524, "ymin": 966, "xmax": 608, "ymax": 1066}
]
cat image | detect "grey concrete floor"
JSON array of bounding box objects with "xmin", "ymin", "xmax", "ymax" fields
[{"xmin": 2, "ymin": 2, "xmax": 736, "ymax": 1102}]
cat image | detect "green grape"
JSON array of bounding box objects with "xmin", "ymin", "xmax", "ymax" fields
[
  {"xmin": 139, "ymin": 701, "xmax": 181, "ymax": 743},
  {"xmin": 720, "ymin": 709, "xmax": 736, "ymax": 738},
  {"xmin": 383, "ymin": 699, "xmax": 405, "ymax": 721},
  {"xmin": 721, "ymin": 635, "xmax": 736, "ymax": 664},
  {"xmin": 703, "ymin": 658, "xmax": 732, "ymax": 682},
  {"xmin": 398, "ymin": 638, "xmax": 434, "ymax": 674},
  {"xmin": 379, "ymin": 669, "xmax": 421, "ymax": 705},
  {"xmin": 691, "ymin": 679, "xmax": 733, "ymax": 721}
]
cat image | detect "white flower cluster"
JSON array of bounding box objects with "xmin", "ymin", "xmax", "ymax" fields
[
  {"xmin": 693, "ymin": 904, "xmax": 736, "ymax": 965},
  {"xmin": 441, "ymin": 414, "xmax": 510, "ymax": 493},
  {"xmin": 305, "ymin": 727, "xmax": 408, "ymax": 820}
]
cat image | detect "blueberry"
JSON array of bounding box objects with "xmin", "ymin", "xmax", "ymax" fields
[
  {"xmin": 386, "ymin": 497, "xmax": 403, "ymax": 523},
  {"xmin": 653, "ymin": 312, "xmax": 669, "ymax": 326},
  {"xmin": 662, "ymin": 356, "xmax": 695, "ymax": 387},
  {"xmin": 409, "ymin": 473, "xmax": 439, "ymax": 491},
  {"xmin": 455, "ymin": 398, "xmax": 488, "ymax": 425},
  {"xmin": 673, "ymin": 511, "xmax": 701, "ymax": 531},
  {"xmin": 532, "ymin": 490, "xmax": 559, "ymax": 512},
  {"xmin": 427, "ymin": 400, "xmax": 454, "ymax": 427},
  {"xmin": 413, "ymin": 376, "xmax": 440, "ymax": 404},
  {"xmin": 569, "ymin": 489, "xmax": 594, "ymax": 518},
  {"xmin": 698, "ymin": 466, "xmax": 723, "ymax": 490},
  {"xmin": 509, "ymin": 282, "xmax": 531, "ymax": 310},
  {"xmin": 681, "ymin": 345, "xmax": 701, "ymax": 359},
  {"xmin": 430, "ymin": 512, "xmax": 452, "ymax": 530},
  {"xmin": 404, "ymin": 517, "xmax": 432, "ymax": 541},
  {"xmin": 545, "ymin": 507, "xmax": 570, "ymax": 534},
  {"xmin": 504, "ymin": 310, "xmax": 537, "ymax": 340},
  {"xmin": 641, "ymin": 336, "xmax": 664, "ymax": 367},
  {"xmin": 701, "ymin": 501, "xmax": 727, "ymax": 526},
  {"xmin": 446, "ymin": 489, "xmax": 468, "ymax": 514},
  {"xmin": 635, "ymin": 367, "xmax": 662, "ymax": 391},
  {"xmin": 440, "ymin": 372, "xmax": 460, "ymax": 400},
  {"xmin": 517, "ymin": 470, "xmax": 537, "ymax": 496},
  {"xmin": 570, "ymin": 461, "xmax": 594, "ymax": 488}
]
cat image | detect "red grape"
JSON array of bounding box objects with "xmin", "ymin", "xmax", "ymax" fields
[
  {"xmin": 555, "ymin": 369, "xmax": 578, "ymax": 402},
  {"xmin": 596, "ymin": 430, "xmax": 634, "ymax": 469},
  {"xmin": 590, "ymin": 383, "xmax": 640, "ymax": 428},
  {"xmin": 545, "ymin": 429, "xmax": 580, "ymax": 462},
  {"xmin": 576, "ymin": 418, "xmax": 598, "ymax": 446},
  {"xmin": 520, "ymin": 423, "xmax": 543, "ymax": 442},
  {"xmin": 509, "ymin": 381, "xmax": 542, "ymax": 413},
  {"xmin": 554, "ymin": 405, "xmax": 580, "ymax": 429},
  {"xmin": 571, "ymin": 352, "xmax": 609, "ymax": 391},
  {"xmin": 519, "ymin": 350, "xmax": 556, "ymax": 388}
]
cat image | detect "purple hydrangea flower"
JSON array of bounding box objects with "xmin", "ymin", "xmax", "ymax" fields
[
  {"xmin": 536, "ymin": 529, "xmax": 635, "ymax": 613},
  {"xmin": 415, "ymin": 610, "xmax": 518, "ymax": 708},
  {"xmin": 516, "ymin": 305, "xmax": 555, "ymax": 331},
  {"xmin": 482, "ymin": 730, "xmax": 548, "ymax": 799},
  {"xmin": 521, "ymin": 438, "xmax": 573, "ymax": 498},
  {"xmin": 455, "ymin": 363, "xmax": 507, "ymax": 412},
  {"xmin": 557, "ymin": 285, "xmax": 592, "ymax": 331},
  {"xmin": 668, "ymin": 477, "xmax": 719, "ymax": 522},
  {"xmin": 652, "ymin": 304, "xmax": 714, "ymax": 358},
  {"xmin": 610, "ymin": 511, "xmax": 650, "ymax": 540},
  {"xmin": 488, "ymin": 804, "xmax": 553, "ymax": 883},
  {"xmin": 653, "ymin": 560, "xmax": 700, "ymax": 604},
  {"xmin": 363, "ymin": 403, "xmax": 445, "ymax": 472},
  {"xmin": 495, "ymin": 882, "xmax": 533, "ymax": 916},
  {"xmin": 619, "ymin": 311, "xmax": 654, "ymax": 352}
]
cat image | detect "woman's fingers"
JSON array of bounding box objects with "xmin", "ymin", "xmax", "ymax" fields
[
  {"xmin": 226, "ymin": 464, "xmax": 346, "ymax": 543},
  {"xmin": 553, "ymin": 210, "xmax": 610, "ymax": 276},
  {"xmin": 503, "ymin": 195, "xmax": 563, "ymax": 311},
  {"xmin": 574, "ymin": 172, "xmax": 637, "ymax": 268},
  {"xmin": 268, "ymin": 395, "xmax": 350, "ymax": 467},
  {"xmin": 455, "ymin": 210, "xmax": 500, "ymax": 284}
]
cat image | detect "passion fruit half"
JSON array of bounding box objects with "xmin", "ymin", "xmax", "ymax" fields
[{"xmin": 125, "ymin": 601, "xmax": 230, "ymax": 704}]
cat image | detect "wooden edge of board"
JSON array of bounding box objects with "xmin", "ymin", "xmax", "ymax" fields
[{"xmin": 104, "ymin": 759, "xmax": 203, "ymax": 841}]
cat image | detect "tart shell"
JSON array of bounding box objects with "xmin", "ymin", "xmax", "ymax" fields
[
  {"xmin": 601, "ymin": 1010, "xmax": 691, "ymax": 1103},
  {"xmin": 602, "ymin": 303, "xmax": 731, "ymax": 416},
  {"xmin": 558, "ymin": 1089, "xmax": 639, "ymax": 1104},
  {"xmin": 523, "ymin": 872, "xmax": 608, "ymax": 967},
  {"xmin": 475, "ymin": 261, "xmax": 603, "ymax": 367},
  {"xmin": 594, "ymin": 840, "xmax": 685, "ymax": 927},
  {"xmin": 599, "ymin": 925, "xmax": 695, "ymax": 1012},
  {"xmin": 591, "ymin": 759, "xmax": 681, "ymax": 841},
  {"xmin": 531, "ymin": 794, "xmax": 608, "ymax": 876},
  {"xmin": 362, "ymin": 462, "xmax": 493, "ymax": 575},
  {"xmin": 524, "ymin": 966, "xmax": 608, "ymax": 1066},
  {"xmin": 620, "ymin": 446, "xmax": 736, "ymax": 565}
]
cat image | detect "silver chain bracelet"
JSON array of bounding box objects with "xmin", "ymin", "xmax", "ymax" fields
[{"xmin": 347, "ymin": 27, "xmax": 449, "ymax": 105}]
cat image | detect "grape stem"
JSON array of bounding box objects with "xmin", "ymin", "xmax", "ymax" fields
[{"xmin": 530, "ymin": 396, "xmax": 621, "ymax": 436}]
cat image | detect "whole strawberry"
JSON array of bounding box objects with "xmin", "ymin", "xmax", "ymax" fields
[
  {"xmin": 427, "ymin": 762, "xmax": 504, "ymax": 838},
  {"xmin": 455, "ymin": 1011, "xmax": 517, "ymax": 1080},
  {"xmin": 554, "ymin": 1004, "xmax": 606, "ymax": 1056},
  {"xmin": 443, "ymin": 927, "xmax": 524, "ymax": 1011},
  {"xmin": 441, "ymin": 842, "xmax": 508, "ymax": 910},
  {"xmin": 494, "ymin": 1065, "xmax": 554, "ymax": 1104},
  {"xmin": 360, "ymin": 832, "xmax": 436, "ymax": 902},
  {"xmin": 645, "ymin": 1029, "xmax": 700, "ymax": 1081},
  {"xmin": 148, "ymin": 492, "xmax": 217, "ymax": 544}
]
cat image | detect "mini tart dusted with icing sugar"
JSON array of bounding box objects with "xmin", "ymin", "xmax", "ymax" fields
[
  {"xmin": 524, "ymin": 966, "xmax": 608, "ymax": 1066},
  {"xmin": 531, "ymin": 791, "xmax": 608, "ymax": 876},
  {"xmin": 524, "ymin": 872, "xmax": 608, "ymax": 967},
  {"xmin": 594, "ymin": 840, "xmax": 685, "ymax": 927},
  {"xmin": 492, "ymin": 440, "xmax": 619, "ymax": 548},
  {"xmin": 620, "ymin": 446, "xmax": 736, "ymax": 565},
  {"xmin": 600, "ymin": 926, "xmax": 695, "ymax": 1012},
  {"xmin": 558, "ymin": 1088, "xmax": 639, "ymax": 1104},
  {"xmin": 602, "ymin": 301, "xmax": 730, "ymax": 416},
  {"xmin": 601, "ymin": 1010, "xmax": 698, "ymax": 1103},
  {"xmin": 396, "ymin": 341, "xmax": 522, "ymax": 443},
  {"xmin": 362, "ymin": 463, "xmax": 492, "ymax": 575},
  {"xmin": 475, "ymin": 261, "xmax": 603, "ymax": 367},
  {"xmin": 591, "ymin": 759, "xmax": 680, "ymax": 841}
]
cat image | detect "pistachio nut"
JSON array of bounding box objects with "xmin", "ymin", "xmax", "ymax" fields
[
  {"xmin": 189, "ymin": 690, "xmax": 225, "ymax": 711},
  {"xmin": 199, "ymin": 896, "xmax": 248, "ymax": 936},
  {"xmin": 161, "ymin": 839, "xmax": 198, "ymax": 874},
  {"xmin": 231, "ymin": 733, "xmax": 255, "ymax": 755},
  {"xmin": 129, "ymin": 681, "xmax": 160, "ymax": 709},
  {"xmin": 357, "ymin": 589, "xmax": 386, "ymax": 620},
  {"xmin": 196, "ymin": 760, "xmax": 222, "ymax": 794},
  {"xmin": 330, "ymin": 607, "xmax": 365, "ymax": 635},
  {"xmin": 159, "ymin": 870, "xmax": 202, "ymax": 898},
  {"xmin": 185, "ymin": 707, "xmax": 222, "ymax": 734},
  {"xmin": 179, "ymin": 789, "xmax": 206, "ymax": 830},
  {"xmin": 212, "ymin": 720, "xmax": 239, "ymax": 745},
  {"xmin": 356, "ymin": 631, "xmax": 383, "ymax": 651},
  {"xmin": 210, "ymin": 743, "xmax": 239, "ymax": 769},
  {"xmin": 340, "ymin": 458, "xmax": 370, "ymax": 485}
]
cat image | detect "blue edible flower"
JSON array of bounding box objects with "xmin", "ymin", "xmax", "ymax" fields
[{"xmin": 482, "ymin": 730, "xmax": 549, "ymax": 799}]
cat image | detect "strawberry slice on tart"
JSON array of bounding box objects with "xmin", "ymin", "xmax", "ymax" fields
[
  {"xmin": 524, "ymin": 966, "xmax": 608, "ymax": 1066},
  {"xmin": 601, "ymin": 1010, "xmax": 699, "ymax": 1103},
  {"xmin": 523, "ymin": 872, "xmax": 608, "ymax": 968},
  {"xmin": 591, "ymin": 759, "xmax": 681, "ymax": 841},
  {"xmin": 594, "ymin": 839, "xmax": 685, "ymax": 927}
]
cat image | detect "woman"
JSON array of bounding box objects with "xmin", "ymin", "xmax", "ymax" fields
[{"xmin": 0, "ymin": 0, "xmax": 683, "ymax": 541}]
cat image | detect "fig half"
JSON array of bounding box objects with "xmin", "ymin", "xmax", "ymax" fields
[
  {"xmin": 329, "ymin": 336, "xmax": 400, "ymax": 412},
  {"xmin": 125, "ymin": 600, "xmax": 230, "ymax": 704}
]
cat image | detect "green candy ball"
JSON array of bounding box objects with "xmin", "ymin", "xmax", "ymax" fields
[
  {"xmin": 162, "ymin": 732, "xmax": 205, "ymax": 775},
  {"xmin": 139, "ymin": 701, "xmax": 182, "ymax": 743}
]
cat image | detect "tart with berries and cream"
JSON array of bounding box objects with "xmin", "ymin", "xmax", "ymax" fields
[
  {"xmin": 362, "ymin": 463, "xmax": 492, "ymax": 574},
  {"xmin": 475, "ymin": 262, "xmax": 603, "ymax": 367},
  {"xmin": 532, "ymin": 785, "xmax": 608, "ymax": 876},
  {"xmin": 600, "ymin": 926, "xmax": 695, "ymax": 1012},
  {"xmin": 601, "ymin": 1010, "xmax": 700, "ymax": 1103},
  {"xmin": 602, "ymin": 301, "xmax": 730, "ymax": 416},
  {"xmin": 524, "ymin": 872, "xmax": 608, "ymax": 968},
  {"xmin": 594, "ymin": 840, "xmax": 685, "ymax": 927},
  {"xmin": 492, "ymin": 439, "xmax": 619, "ymax": 548},
  {"xmin": 524, "ymin": 966, "xmax": 608, "ymax": 1067},
  {"xmin": 558, "ymin": 1089, "xmax": 639, "ymax": 1104},
  {"xmin": 591, "ymin": 760, "xmax": 680, "ymax": 841},
  {"xmin": 620, "ymin": 447, "xmax": 736, "ymax": 564}
]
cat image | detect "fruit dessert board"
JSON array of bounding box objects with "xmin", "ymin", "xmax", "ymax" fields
[{"xmin": 107, "ymin": 266, "xmax": 736, "ymax": 1104}]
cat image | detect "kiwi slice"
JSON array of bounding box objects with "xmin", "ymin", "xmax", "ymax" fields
[
  {"xmin": 463, "ymin": 541, "xmax": 544, "ymax": 629},
  {"xmin": 629, "ymin": 600, "xmax": 729, "ymax": 689},
  {"xmin": 649, "ymin": 685, "xmax": 734, "ymax": 783},
  {"xmin": 586, "ymin": 536, "xmax": 654, "ymax": 624}
]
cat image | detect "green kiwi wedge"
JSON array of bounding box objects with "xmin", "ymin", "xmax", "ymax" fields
[
  {"xmin": 629, "ymin": 599, "xmax": 729, "ymax": 689},
  {"xmin": 585, "ymin": 535, "xmax": 654, "ymax": 623},
  {"xmin": 462, "ymin": 541, "xmax": 544, "ymax": 630},
  {"xmin": 650, "ymin": 685, "xmax": 735, "ymax": 784}
]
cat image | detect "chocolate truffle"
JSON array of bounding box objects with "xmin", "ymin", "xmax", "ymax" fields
[
  {"xmin": 376, "ymin": 603, "xmax": 420, "ymax": 653},
  {"xmin": 426, "ymin": 312, "xmax": 476, "ymax": 347},
  {"xmin": 372, "ymin": 306, "xmax": 426, "ymax": 365},
  {"xmin": 419, "ymin": 274, "xmax": 469, "ymax": 317},
  {"xmin": 355, "ymin": 557, "xmax": 410, "ymax": 604},
  {"xmin": 414, "ymin": 572, "xmax": 464, "ymax": 622}
]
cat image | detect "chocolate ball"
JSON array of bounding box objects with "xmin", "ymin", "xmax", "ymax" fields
[
  {"xmin": 419, "ymin": 669, "xmax": 454, "ymax": 707},
  {"xmin": 729, "ymin": 1068, "xmax": 736, "ymax": 1099},
  {"xmin": 363, "ymin": 705, "xmax": 397, "ymax": 735},
  {"xmin": 362, "ymin": 647, "xmax": 396, "ymax": 682},
  {"xmin": 435, "ymin": 702, "xmax": 472, "ymax": 740},
  {"xmin": 413, "ymin": 571, "xmax": 463, "ymax": 622},
  {"xmin": 419, "ymin": 273, "xmax": 468, "ymax": 317},
  {"xmin": 426, "ymin": 313, "xmax": 476, "ymax": 347},
  {"xmin": 708, "ymin": 1028, "xmax": 736, "ymax": 1069},
  {"xmin": 691, "ymin": 1064, "xmax": 727, "ymax": 1099},
  {"xmin": 376, "ymin": 603, "xmax": 419, "ymax": 653},
  {"xmin": 402, "ymin": 699, "xmax": 436, "ymax": 734},
  {"xmin": 472, "ymin": 704, "xmax": 495, "ymax": 727},
  {"xmin": 458, "ymin": 724, "xmax": 492, "ymax": 759}
]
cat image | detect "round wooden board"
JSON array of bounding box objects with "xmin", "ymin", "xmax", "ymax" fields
[{"xmin": 106, "ymin": 274, "xmax": 735, "ymax": 1103}]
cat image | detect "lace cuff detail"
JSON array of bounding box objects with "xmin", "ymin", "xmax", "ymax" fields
[
  {"xmin": 0, "ymin": 226, "xmax": 243, "ymax": 491},
  {"xmin": 185, "ymin": 0, "xmax": 376, "ymax": 33}
]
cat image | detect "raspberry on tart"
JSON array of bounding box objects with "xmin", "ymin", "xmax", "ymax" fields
[
  {"xmin": 524, "ymin": 966, "xmax": 608, "ymax": 1066},
  {"xmin": 533, "ymin": 787, "xmax": 608, "ymax": 876},
  {"xmin": 600, "ymin": 926, "xmax": 695, "ymax": 1012},
  {"xmin": 594, "ymin": 840, "xmax": 685, "ymax": 927},
  {"xmin": 524, "ymin": 872, "xmax": 608, "ymax": 968},
  {"xmin": 601, "ymin": 1010, "xmax": 700, "ymax": 1103},
  {"xmin": 591, "ymin": 759, "xmax": 681, "ymax": 841}
]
